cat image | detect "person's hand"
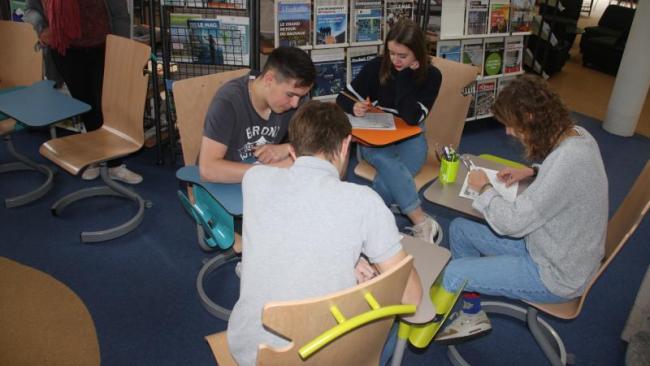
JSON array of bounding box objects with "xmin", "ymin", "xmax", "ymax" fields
[
  {"xmin": 409, "ymin": 60, "xmax": 420, "ymax": 70},
  {"xmin": 354, "ymin": 257, "xmax": 378, "ymax": 284},
  {"xmin": 39, "ymin": 27, "xmax": 52, "ymax": 46},
  {"xmin": 468, "ymin": 169, "xmax": 489, "ymax": 192},
  {"xmin": 254, "ymin": 144, "xmax": 290, "ymax": 164},
  {"xmin": 353, "ymin": 97, "xmax": 373, "ymax": 117},
  {"xmin": 497, "ymin": 167, "xmax": 535, "ymax": 187}
]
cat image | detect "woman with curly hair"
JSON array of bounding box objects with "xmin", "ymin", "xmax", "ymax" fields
[{"xmin": 435, "ymin": 74, "xmax": 608, "ymax": 342}]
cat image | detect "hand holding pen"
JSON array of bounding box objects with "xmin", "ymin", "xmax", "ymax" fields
[{"xmin": 341, "ymin": 91, "xmax": 382, "ymax": 116}]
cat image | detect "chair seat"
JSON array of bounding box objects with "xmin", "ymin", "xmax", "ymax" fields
[
  {"xmin": 205, "ymin": 331, "xmax": 237, "ymax": 366},
  {"xmin": 0, "ymin": 118, "xmax": 15, "ymax": 136},
  {"xmin": 526, "ymin": 298, "xmax": 581, "ymax": 320},
  {"xmin": 354, "ymin": 155, "xmax": 440, "ymax": 192},
  {"xmin": 40, "ymin": 127, "xmax": 142, "ymax": 175}
]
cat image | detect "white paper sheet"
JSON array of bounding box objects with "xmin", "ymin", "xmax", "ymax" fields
[
  {"xmin": 459, "ymin": 167, "xmax": 518, "ymax": 202},
  {"xmin": 347, "ymin": 113, "xmax": 396, "ymax": 130}
]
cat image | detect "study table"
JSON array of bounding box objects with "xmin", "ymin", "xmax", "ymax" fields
[
  {"xmin": 0, "ymin": 80, "xmax": 90, "ymax": 207},
  {"xmin": 352, "ymin": 115, "xmax": 421, "ymax": 146},
  {"xmin": 423, "ymin": 154, "xmax": 532, "ymax": 219}
]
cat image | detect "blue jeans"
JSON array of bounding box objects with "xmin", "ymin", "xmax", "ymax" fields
[
  {"xmin": 442, "ymin": 218, "xmax": 568, "ymax": 303},
  {"xmin": 360, "ymin": 133, "xmax": 427, "ymax": 215}
]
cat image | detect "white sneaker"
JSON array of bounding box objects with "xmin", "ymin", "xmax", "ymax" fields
[
  {"xmin": 81, "ymin": 165, "xmax": 100, "ymax": 180},
  {"xmin": 406, "ymin": 215, "xmax": 443, "ymax": 245},
  {"xmin": 435, "ymin": 310, "xmax": 492, "ymax": 343},
  {"xmin": 108, "ymin": 164, "xmax": 143, "ymax": 184}
]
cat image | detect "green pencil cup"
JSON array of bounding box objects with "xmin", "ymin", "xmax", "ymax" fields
[{"xmin": 439, "ymin": 157, "xmax": 460, "ymax": 184}]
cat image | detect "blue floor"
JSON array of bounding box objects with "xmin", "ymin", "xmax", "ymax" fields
[{"xmin": 1, "ymin": 113, "xmax": 648, "ymax": 365}]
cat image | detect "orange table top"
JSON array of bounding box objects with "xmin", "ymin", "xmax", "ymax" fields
[{"xmin": 352, "ymin": 116, "xmax": 422, "ymax": 146}]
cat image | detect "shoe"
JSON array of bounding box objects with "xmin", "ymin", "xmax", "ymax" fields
[
  {"xmin": 109, "ymin": 164, "xmax": 143, "ymax": 184},
  {"xmin": 406, "ymin": 215, "xmax": 443, "ymax": 245},
  {"xmin": 389, "ymin": 203, "xmax": 402, "ymax": 215},
  {"xmin": 81, "ymin": 165, "xmax": 100, "ymax": 180},
  {"xmin": 435, "ymin": 310, "xmax": 492, "ymax": 344},
  {"xmin": 235, "ymin": 261, "xmax": 242, "ymax": 278}
]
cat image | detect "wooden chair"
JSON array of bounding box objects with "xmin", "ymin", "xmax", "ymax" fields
[
  {"xmin": 206, "ymin": 255, "xmax": 416, "ymax": 365},
  {"xmin": 172, "ymin": 69, "xmax": 249, "ymax": 319},
  {"xmin": 354, "ymin": 57, "xmax": 479, "ymax": 191},
  {"xmin": 0, "ymin": 20, "xmax": 50, "ymax": 208},
  {"xmin": 448, "ymin": 161, "xmax": 650, "ymax": 365},
  {"xmin": 39, "ymin": 35, "xmax": 151, "ymax": 243}
]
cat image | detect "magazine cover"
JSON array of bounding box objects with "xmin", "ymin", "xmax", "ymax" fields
[
  {"xmin": 170, "ymin": 13, "xmax": 203, "ymax": 63},
  {"xmin": 503, "ymin": 36, "xmax": 523, "ymax": 73},
  {"xmin": 489, "ymin": 0, "xmax": 510, "ymax": 34},
  {"xmin": 314, "ymin": 4, "xmax": 348, "ymax": 46},
  {"xmin": 497, "ymin": 75, "xmax": 517, "ymax": 95},
  {"xmin": 312, "ymin": 48, "xmax": 347, "ymax": 98},
  {"xmin": 441, "ymin": 0, "xmax": 465, "ymax": 38},
  {"xmin": 461, "ymin": 38, "xmax": 484, "ymax": 76},
  {"xmin": 438, "ymin": 40, "xmax": 462, "ymax": 62},
  {"xmin": 466, "ymin": 81, "xmax": 477, "ymax": 121},
  {"xmin": 188, "ymin": 16, "xmax": 250, "ymax": 66},
  {"xmin": 385, "ymin": 0, "xmax": 415, "ymax": 34},
  {"xmin": 510, "ymin": 0, "xmax": 535, "ymax": 32},
  {"xmin": 475, "ymin": 79, "xmax": 497, "ymax": 117},
  {"xmin": 465, "ymin": 0, "xmax": 488, "ymax": 35},
  {"xmin": 483, "ymin": 37, "xmax": 504, "ymax": 76},
  {"xmin": 351, "ymin": 0, "xmax": 382, "ymax": 44},
  {"xmin": 276, "ymin": 0, "xmax": 312, "ymax": 48},
  {"xmin": 347, "ymin": 46, "xmax": 378, "ymax": 83},
  {"xmin": 188, "ymin": 19, "xmax": 223, "ymax": 65}
]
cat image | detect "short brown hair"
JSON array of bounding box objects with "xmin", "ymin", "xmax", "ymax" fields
[
  {"xmin": 492, "ymin": 74, "xmax": 574, "ymax": 161},
  {"xmin": 289, "ymin": 101, "xmax": 351, "ymax": 161},
  {"xmin": 380, "ymin": 18, "xmax": 430, "ymax": 86}
]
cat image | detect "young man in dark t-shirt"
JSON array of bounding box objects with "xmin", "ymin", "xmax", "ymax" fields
[{"xmin": 199, "ymin": 47, "xmax": 316, "ymax": 183}]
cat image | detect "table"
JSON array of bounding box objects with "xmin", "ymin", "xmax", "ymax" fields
[
  {"xmin": 0, "ymin": 80, "xmax": 90, "ymax": 208},
  {"xmin": 176, "ymin": 165, "xmax": 242, "ymax": 216},
  {"xmin": 352, "ymin": 116, "xmax": 422, "ymax": 146},
  {"xmin": 423, "ymin": 154, "xmax": 532, "ymax": 219}
]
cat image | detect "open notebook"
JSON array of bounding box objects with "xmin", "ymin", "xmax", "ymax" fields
[
  {"xmin": 347, "ymin": 112, "xmax": 396, "ymax": 130},
  {"xmin": 459, "ymin": 167, "xmax": 518, "ymax": 202}
]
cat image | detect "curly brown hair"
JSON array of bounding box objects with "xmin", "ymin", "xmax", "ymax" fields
[{"xmin": 492, "ymin": 74, "xmax": 574, "ymax": 161}]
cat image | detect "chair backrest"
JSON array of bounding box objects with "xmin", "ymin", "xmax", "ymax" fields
[
  {"xmin": 599, "ymin": 5, "xmax": 636, "ymax": 32},
  {"xmin": 172, "ymin": 69, "xmax": 250, "ymax": 166},
  {"xmin": 101, "ymin": 35, "xmax": 151, "ymax": 147},
  {"xmin": 0, "ymin": 20, "xmax": 42, "ymax": 89},
  {"xmin": 256, "ymin": 255, "xmax": 415, "ymax": 365},
  {"xmin": 425, "ymin": 57, "xmax": 478, "ymax": 158},
  {"xmin": 533, "ymin": 161, "xmax": 650, "ymax": 319}
]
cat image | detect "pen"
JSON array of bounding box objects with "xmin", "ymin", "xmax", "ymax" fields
[{"xmin": 340, "ymin": 91, "xmax": 382, "ymax": 113}]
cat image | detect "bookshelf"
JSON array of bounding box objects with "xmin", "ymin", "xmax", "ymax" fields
[{"xmin": 429, "ymin": 0, "xmax": 532, "ymax": 121}]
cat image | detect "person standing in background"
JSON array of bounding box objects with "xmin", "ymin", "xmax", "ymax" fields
[{"xmin": 24, "ymin": 0, "xmax": 143, "ymax": 184}]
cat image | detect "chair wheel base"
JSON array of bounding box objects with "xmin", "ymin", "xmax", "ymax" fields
[
  {"xmin": 196, "ymin": 249, "xmax": 240, "ymax": 320},
  {"xmin": 447, "ymin": 301, "xmax": 568, "ymax": 366}
]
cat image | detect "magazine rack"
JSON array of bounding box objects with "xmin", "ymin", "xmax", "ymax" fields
[{"xmin": 158, "ymin": 0, "xmax": 259, "ymax": 162}]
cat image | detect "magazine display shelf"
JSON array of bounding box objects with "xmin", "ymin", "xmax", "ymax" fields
[
  {"xmin": 271, "ymin": 0, "xmax": 418, "ymax": 102},
  {"xmin": 158, "ymin": 0, "xmax": 259, "ymax": 162},
  {"xmin": 430, "ymin": 0, "xmax": 533, "ymax": 121}
]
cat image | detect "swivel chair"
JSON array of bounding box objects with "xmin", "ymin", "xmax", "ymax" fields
[
  {"xmin": 172, "ymin": 69, "xmax": 249, "ymax": 320},
  {"xmin": 39, "ymin": 35, "xmax": 151, "ymax": 242},
  {"xmin": 354, "ymin": 56, "xmax": 478, "ymax": 192},
  {"xmin": 0, "ymin": 20, "xmax": 51, "ymax": 208},
  {"xmin": 206, "ymin": 255, "xmax": 416, "ymax": 365},
  {"xmin": 448, "ymin": 161, "xmax": 650, "ymax": 365}
]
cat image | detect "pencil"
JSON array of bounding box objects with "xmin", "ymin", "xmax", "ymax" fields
[{"xmin": 340, "ymin": 91, "xmax": 383, "ymax": 113}]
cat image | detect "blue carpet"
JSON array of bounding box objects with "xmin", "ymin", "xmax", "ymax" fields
[{"xmin": 1, "ymin": 113, "xmax": 648, "ymax": 365}]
